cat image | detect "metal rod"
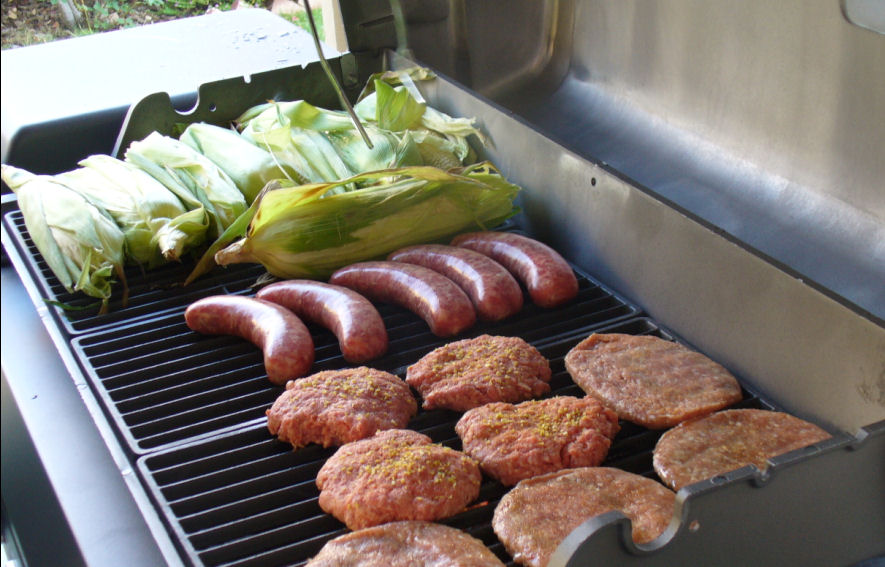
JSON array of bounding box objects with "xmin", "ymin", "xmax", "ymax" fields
[{"xmin": 302, "ymin": 0, "xmax": 373, "ymax": 149}]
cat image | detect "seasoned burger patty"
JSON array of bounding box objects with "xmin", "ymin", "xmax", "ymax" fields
[
  {"xmin": 653, "ymin": 408, "xmax": 832, "ymax": 490},
  {"xmin": 456, "ymin": 396, "xmax": 620, "ymax": 485},
  {"xmin": 306, "ymin": 521, "xmax": 505, "ymax": 566},
  {"xmin": 266, "ymin": 367, "xmax": 417, "ymax": 449},
  {"xmin": 406, "ymin": 334, "xmax": 552, "ymax": 411},
  {"xmin": 564, "ymin": 333, "xmax": 743, "ymax": 429},
  {"xmin": 316, "ymin": 429, "xmax": 482, "ymax": 530},
  {"xmin": 493, "ymin": 467, "xmax": 676, "ymax": 567}
]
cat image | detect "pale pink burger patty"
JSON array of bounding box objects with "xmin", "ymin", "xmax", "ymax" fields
[
  {"xmin": 266, "ymin": 367, "xmax": 417, "ymax": 449},
  {"xmin": 564, "ymin": 333, "xmax": 743, "ymax": 429},
  {"xmin": 493, "ymin": 467, "xmax": 676, "ymax": 567},
  {"xmin": 455, "ymin": 396, "xmax": 620, "ymax": 486},
  {"xmin": 305, "ymin": 521, "xmax": 505, "ymax": 566},
  {"xmin": 653, "ymin": 408, "xmax": 832, "ymax": 490},
  {"xmin": 316, "ymin": 429, "xmax": 482, "ymax": 530},
  {"xmin": 406, "ymin": 334, "xmax": 552, "ymax": 411}
]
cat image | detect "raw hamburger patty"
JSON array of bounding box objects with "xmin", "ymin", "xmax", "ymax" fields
[
  {"xmin": 316, "ymin": 429, "xmax": 482, "ymax": 530},
  {"xmin": 406, "ymin": 334, "xmax": 552, "ymax": 411},
  {"xmin": 266, "ymin": 367, "xmax": 417, "ymax": 449},
  {"xmin": 493, "ymin": 467, "xmax": 676, "ymax": 567},
  {"xmin": 564, "ymin": 333, "xmax": 743, "ymax": 429},
  {"xmin": 455, "ymin": 396, "xmax": 620, "ymax": 485},
  {"xmin": 653, "ymin": 408, "xmax": 832, "ymax": 490},
  {"xmin": 306, "ymin": 521, "xmax": 505, "ymax": 566}
]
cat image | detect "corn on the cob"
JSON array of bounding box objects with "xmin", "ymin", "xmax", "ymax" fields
[
  {"xmin": 2, "ymin": 164, "xmax": 127, "ymax": 312},
  {"xmin": 210, "ymin": 163, "xmax": 520, "ymax": 280}
]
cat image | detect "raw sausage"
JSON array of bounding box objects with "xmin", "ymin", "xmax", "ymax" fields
[
  {"xmin": 256, "ymin": 280, "xmax": 388, "ymax": 363},
  {"xmin": 388, "ymin": 244, "xmax": 523, "ymax": 321},
  {"xmin": 329, "ymin": 261, "xmax": 476, "ymax": 337},
  {"xmin": 184, "ymin": 295, "xmax": 314, "ymax": 385},
  {"xmin": 451, "ymin": 231, "xmax": 578, "ymax": 308}
]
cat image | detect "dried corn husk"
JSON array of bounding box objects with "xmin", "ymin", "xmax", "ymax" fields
[
  {"xmin": 2, "ymin": 164, "xmax": 127, "ymax": 312},
  {"xmin": 209, "ymin": 162, "xmax": 520, "ymax": 280}
]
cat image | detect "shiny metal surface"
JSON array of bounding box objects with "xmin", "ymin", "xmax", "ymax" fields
[
  {"xmin": 410, "ymin": 62, "xmax": 885, "ymax": 435},
  {"xmin": 405, "ymin": 0, "xmax": 885, "ymax": 321},
  {"xmin": 403, "ymin": 50, "xmax": 885, "ymax": 565},
  {"xmin": 842, "ymin": 0, "xmax": 885, "ymax": 34}
]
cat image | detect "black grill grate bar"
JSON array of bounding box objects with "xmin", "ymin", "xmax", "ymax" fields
[
  {"xmin": 179, "ymin": 481, "xmax": 321, "ymax": 534},
  {"xmin": 167, "ymin": 464, "xmax": 323, "ymax": 519},
  {"xmin": 196, "ymin": 509, "xmax": 342, "ymax": 565},
  {"xmin": 210, "ymin": 530, "xmax": 347, "ymax": 567},
  {"xmin": 82, "ymin": 321, "xmax": 204, "ymax": 369},
  {"xmin": 128, "ymin": 391, "xmax": 278, "ymax": 438},
  {"xmin": 104, "ymin": 351, "xmax": 264, "ymax": 396},
  {"xmin": 149, "ymin": 431, "xmax": 277, "ymax": 479},
  {"xmin": 118, "ymin": 372, "xmax": 275, "ymax": 416},
  {"xmin": 134, "ymin": 406, "xmax": 272, "ymax": 451},
  {"xmin": 109, "ymin": 359, "xmax": 265, "ymax": 406}
]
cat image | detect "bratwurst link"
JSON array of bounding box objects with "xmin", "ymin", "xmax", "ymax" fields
[
  {"xmin": 184, "ymin": 295, "xmax": 314, "ymax": 385},
  {"xmin": 388, "ymin": 244, "xmax": 524, "ymax": 321},
  {"xmin": 451, "ymin": 231, "xmax": 579, "ymax": 308},
  {"xmin": 256, "ymin": 280, "xmax": 388, "ymax": 363},
  {"xmin": 329, "ymin": 261, "xmax": 477, "ymax": 337}
]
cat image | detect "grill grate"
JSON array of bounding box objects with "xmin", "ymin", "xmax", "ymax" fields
[
  {"xmin": 72, "ymin": 268, "xmax": 639, "ymax": 454},
  {"xmin": 137, "ymin": 317, "xmax": 765, "ymax": 567},
  {"xmin": 4, "ymin": 207, "xmax": 765, "ymax": 566}
]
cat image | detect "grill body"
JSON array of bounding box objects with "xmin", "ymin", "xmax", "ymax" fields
[{"xmin": 2, "ymin": 3, "xmax": 884, "ymax": 567}]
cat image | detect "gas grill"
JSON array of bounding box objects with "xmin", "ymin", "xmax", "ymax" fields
[{"xmin": 2, "ymin": 2, "xmax": 884, "ymax": 566}]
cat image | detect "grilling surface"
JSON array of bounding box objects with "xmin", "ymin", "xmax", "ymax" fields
[{"xmin": 3, "ymin": 208, "xmax": 766, "ymax": 567}]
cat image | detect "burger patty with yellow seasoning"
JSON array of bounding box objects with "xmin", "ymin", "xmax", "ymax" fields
[
  {"xmin": 406, "ymin": 334, "xmax": 552, "ymax": 411},
  {"xmin": 456, "ymin": 396, "xmax": 620, "ymax": 486},
  {"xmin": 266, "ymin": 367, "xmax": 417, "ymax": 449},
  {"xmin": 316, "ymin": 429, "xmax": 482, "ymax": 530}
]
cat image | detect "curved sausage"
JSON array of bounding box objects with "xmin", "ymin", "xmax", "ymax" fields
[
  {"xmin": 329, "ymin": 261, "xmax": 476, "ymax": 337},
  {"xmin": 256, "ymin": 280, "xmax": 388, "ymax": 363},
  {"xmin": 388, "ymin": 244, "xmax": 523, "ymax": 321},
  {"xmin": 184, "ymin": 295, "xmax": 314, "ymax": 385},
  {"xmin": 450, "ymin": 231, "xmax": 578, "ymax": 308}
]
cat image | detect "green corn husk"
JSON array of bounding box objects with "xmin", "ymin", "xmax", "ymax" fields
[
  {"xmin": 236, "ymin": 100, "xmax": 424, "ymax": 190},
  {"xmin": 178, "ymin": 122, "xmax": 298, "ymax": 203},
  {"xmin": 53, "ymin": 155, "xmax": 209, "ymax": 266},
  {"xmin": 209, "ymin": 162, "xmax": 520, "ymax": 280},
  {"xmin": 2, "ymin": 164, "xmax": 127, "ymax": 313},
  {"xmin": 124, "ymin": 132, "xmax": 247, "ymax": 239},
  {"xmin": 231, "ymin": 73, "xmax": 482, "ymax": 192}
]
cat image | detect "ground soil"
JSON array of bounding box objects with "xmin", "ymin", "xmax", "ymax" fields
[
  {"xmin": 1, "ymin": 1, "xmax": 302, "ymax": 51},
  {"xmin": 1, "ymin": 0, "xmax": 185, "ymax": 50}
]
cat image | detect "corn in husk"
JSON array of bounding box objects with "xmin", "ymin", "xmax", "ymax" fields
[
  {"xmin": 2, "ymin": 164, "xmax": 127, "ymax": 312},
  {"xmin": 54, "ymin": 155, "xmax": 209, "ymax": 265},
  {"xmin": 353, "ymin": 77, "xmax": 488, "ymax": 168},
  {"xmin": 124, "ymin": 132, "xmax": 247, "ymax": 239},
  {"xmin": 178, "ymin": 122, "xmax": 298, "ymax": 204},
  {"xmin": 236, "ymin": 99, "xmax": 423, "ymax": 191},
  {"xmin": 209, "ymin": 162, "xmax": 520, "ymax": 280},
  {"xmin": 231, "ymin": 73, "xmax": 483, "ymax": 188}
]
